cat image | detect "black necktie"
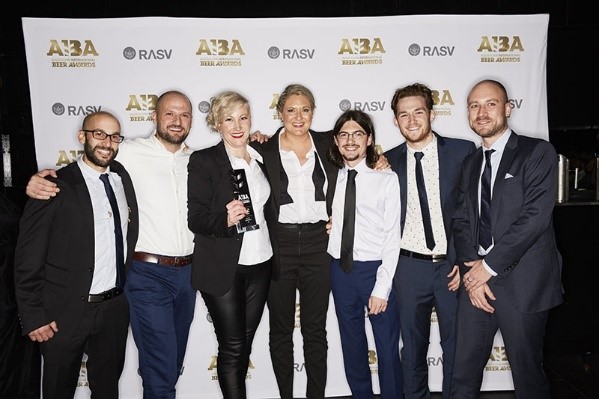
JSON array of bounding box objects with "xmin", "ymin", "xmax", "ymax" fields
[
  {"xmin": 99, "ymin": 173, "xmax": 125, "ymax": 288},
  {"xmin": 340, "ymin": 169, "xmax": 357, "ymax": 273},
  {"xmin": 479, "ymin": 149, "xmax": 495, "ymax": 251},
  {"xmin": 414, "ymin": 152, "xmax": 435, "ymax": 251}
]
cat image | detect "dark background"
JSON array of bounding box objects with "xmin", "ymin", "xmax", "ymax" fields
[{"xmin": 1, "ymin": 0, "xmax": 598, "ymax": 208}]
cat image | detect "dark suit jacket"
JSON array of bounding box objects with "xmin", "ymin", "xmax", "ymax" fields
[
  {"xmin": 250, "ymin": 127, "xmax": 338, "ymax": 280},
  {"xmin": 14, "ymin": 160, "xmax": 139, "ymax": 335},
  {"xmin": 188, "ymin": 141, "xmax": 278, "ymax": 296},
  {"xmin": 384, "ymin": 132, "xmax": 475, "ymax": 265},
  {"xmin": 452, "ymin": 132, "xmax": 563, "ymax": 312}
]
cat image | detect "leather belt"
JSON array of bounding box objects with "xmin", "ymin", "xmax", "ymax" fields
[
  {"xmin": 87, "ymin": 287, "xmax": 123, "ymax": 303},
  {"xmin": 278, "ymin": 221, "xmax": 326, "ymax": 230},
  {"xmin": 133, "ymin": 251, "xmax": 193, "ymax": 267},
  {"xmin": 400, "ymin": 249, "xmax": 447, "ymax": 263}
]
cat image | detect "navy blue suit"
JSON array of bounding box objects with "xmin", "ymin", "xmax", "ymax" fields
[
  {"xmin": 385, "ymin": 133, "xmax": 475, "ymax": 398},
  {"xmin": 451, "ymin": 132, "xmax": 563, "ymax": 399}
]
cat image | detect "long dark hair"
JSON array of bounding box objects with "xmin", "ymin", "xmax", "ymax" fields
[{"xmin": 327, "ymin": 109, "xmax": 379, "ymax": 169}]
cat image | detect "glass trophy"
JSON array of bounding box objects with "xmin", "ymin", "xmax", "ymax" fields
[{"xmin": 231, "ymin": 169, "xmax": 259, "ymax": 233}]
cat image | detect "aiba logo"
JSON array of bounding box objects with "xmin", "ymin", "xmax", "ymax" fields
[
  {"xmin": 47, "ymin": 39, "xmax": 98, "ymax": 68},
  {"xmin": 126, "ymin": 94, "xmax": 158, "ymax": 122},
  {"xmin": 485, "ymin": 346, "xmax": 512, "ymax": 372},
  {"xmin": 338, "ymin": 38, "xmax": 385, "ymax": 66},
  {"xmin": 269, "ymin": 93, "xmax": 281, "ymax": 121},
  {"xmin": 123, "ymin": 46, "xmax": 173, "ymax": 61},
  {"xmin": 196, "ymin": 39, "xmax": 245, "ymax": 67},
  {"xmin": 478, "ymin": 36, "xmax": 524, "ymax": 63},
  {"xmin": 267, "ymin": 46, "xmax": 315, "ymax": 60},
  {"xmin": 431, "ymin": 89, "xmax": 455, "ymax": 117}
]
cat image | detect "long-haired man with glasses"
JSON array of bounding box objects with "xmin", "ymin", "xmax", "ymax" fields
[
  {"xmin": 326, "ymin": 109, "xmax": 403, "ymax": 399},
  {"xmin": 14, "ymin": 111, "xmax": 139, "ymax": 399}
]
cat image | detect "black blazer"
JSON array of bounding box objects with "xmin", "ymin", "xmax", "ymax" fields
[
  {"xmin": 250, "ymin": 127, "xmax": 339, "ymax": 280},
  {"xmin": 188, "ymin": 141, "xmax": 278, "ymax": 296},
  {"xmin": 14, "ymin": 160, "xmax": 138, "ymax": 335},
  {"xmin": 384, "ymin": 132, "xmax": 475, "ymax": 264},
  {"xmin": 452, "ymin": 132, "xmax": 563, "ymax": 312}
]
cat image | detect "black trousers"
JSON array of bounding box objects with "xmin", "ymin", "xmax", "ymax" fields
[
  {"xmin": 268, "ymin": 223, "xmax": 331, "ymax": 399},
  {"xmin": 201, "ymin": 259, "xmax": 272, "ymax": 399},
  {"xmin": 40, "ymin": 293, "xmax": 129, "ymax": 399}
]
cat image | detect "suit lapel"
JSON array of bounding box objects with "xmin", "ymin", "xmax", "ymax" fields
[
  {"xmin": 69, "ymin": 163, "xmax": 95, "ymax": 256},
  {"xmin": 436, "ymin": 134, "xmax": 449, "ymax": 210},
  {"xmin": 261, "ymin": 131, "xmax": 283, "ymax": 213},
  {"xmin": 491, "ymin": 132, "xmax": 518, "ymax": 228}
]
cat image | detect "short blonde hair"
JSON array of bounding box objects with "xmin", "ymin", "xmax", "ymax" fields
[{"xmin": 206, "ymin": 91, "xmax": 250, "ymax": 132}]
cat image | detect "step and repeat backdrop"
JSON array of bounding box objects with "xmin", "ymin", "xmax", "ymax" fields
[{"xmin": 22, "ymin": 14, "xmax": 548, "ymax": 398}]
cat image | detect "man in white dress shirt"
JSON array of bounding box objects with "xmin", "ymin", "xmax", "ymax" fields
[
  {"xmin": 25, "ymin": 91, "xmax": 197, "ymax": 399},
  {"xmin": 327, "ymin": 109, "xmax": 403, "ymax": 399}
]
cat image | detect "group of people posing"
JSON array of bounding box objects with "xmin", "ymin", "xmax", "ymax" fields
[{"xmin": 16, "ymin": 78, "xmax": 563, "ymax": 399}]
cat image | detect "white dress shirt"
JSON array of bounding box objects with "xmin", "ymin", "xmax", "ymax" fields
[
  {"xmin": 227, "ymin": 145, "xmax": 273, "ymax": 265},
  {"xmin": 78, "ymin": 157, "xmax": 128, "ymax": 294},
  {"xmin": 116, "ymin": 133, "xmax": 194, "ymax": 257},
  {"xmin": 327, "ymin": 159, "xmax": 401, "ymax": 300},
  {"xmin": 278, "ymin": 133, "xmax": 329, "ymax": 224}
]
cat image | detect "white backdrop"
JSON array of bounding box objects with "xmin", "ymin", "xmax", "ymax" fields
[{"xmin": 22, "ymin": 13, "xmax": 549, "ymax": 397}]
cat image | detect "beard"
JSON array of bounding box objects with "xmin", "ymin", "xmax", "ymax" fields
[
  {"xmin": 157, "ymin": 125, "xmax": 189, "ymax": 145},
  {"xmin": 84, "ymin": 140, "xmax": 117, "ymax": 168}
]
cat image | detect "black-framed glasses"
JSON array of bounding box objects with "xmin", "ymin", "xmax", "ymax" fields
[
  {"xmin": 336, "ymin": 131, "xmax": 367, "ymax": 141},
  {"xmin": 82, "ymin": 129, "xmax": 124, "ymax": 143}
]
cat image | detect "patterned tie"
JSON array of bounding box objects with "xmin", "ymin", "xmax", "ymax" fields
[
  {"xmin": 414, "ymin": 152, "xmax": 435, "ymax": 251},
  {"xmin": 99, "ymin": 173, "xmax": 125, "ymax": 288},
  {"xmin": 340, "ymin": 169, "xmax": 357, "ymax": 273},
  {"xmin": 479, "ymin": 149, "xmax": 495, "ymax": 251}
]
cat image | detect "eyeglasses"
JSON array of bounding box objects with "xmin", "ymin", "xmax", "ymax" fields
[
  {"xmin": 82, "ymin": 129, "xmax": 124, "ymax": 143},
  {"xmin": 336, "ymin": 131, "xmax": 367, "ymax": 141}
]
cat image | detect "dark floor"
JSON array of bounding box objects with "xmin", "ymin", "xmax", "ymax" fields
[{"xmin": 331, "ymin": 346, "xmax": 598, "ymax": 398}]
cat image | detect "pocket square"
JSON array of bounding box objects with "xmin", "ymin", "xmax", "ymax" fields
[{"xmin": 505, "ymin": 173, "xmax": 514, "ymax": 179}]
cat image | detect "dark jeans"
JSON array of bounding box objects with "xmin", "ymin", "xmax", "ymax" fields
[{"xmin": 201, "ymin": 259, "xmax": 272, "ymax": 399}]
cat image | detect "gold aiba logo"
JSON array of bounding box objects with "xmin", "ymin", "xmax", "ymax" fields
[
  {"xmin": 269, "ymin": 93, "xmax": 282, "ymax": 120},
  {"xmin": 47, "ymin": 39, "xmax": 99, "ymax": 68},
  {"xmin": 432, "ymin": 90, "xmax": 454, "ymax": 106},
  {"xmin": 477, "ymin": 36, "xmax": 524, "ymax": 53},
  {"xmin": 196, "ymin": 39, "xmax": 245, "ymax": 56},
  {"xmin": 126, "ymin": 94, "xmax": 158, "ymax": 122},
  {"xmin": 208, "ymin": 356, "xmax": 255, "ymax": 371},
  {"xmin": 196, "ymin": 39, "xmax": 244, "ymax": 67},
  {"xmin": 47, "ymin": 39, "xmax": 99, "ymax": 57},
  {"xmin": 126, "ymin": 95, "xmax": 158, "ymax": 112},
  {"xmin": 56, "ymin": 150, "xmax": 84, "ymax": 167},
  {"xmin": 338, "ymin": 38, "xmax": 386, "ymax": 55},
  {"xmin": 477, "ymin": 36, "xmax": 524, "ymax": 63}
]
